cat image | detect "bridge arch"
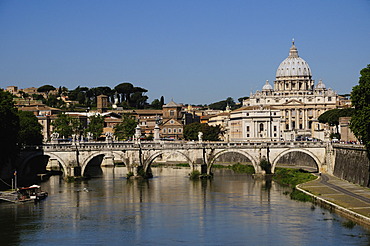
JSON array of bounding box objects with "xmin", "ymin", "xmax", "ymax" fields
[
  {"xmin": 271, "ymin": 148, "xmax": 321, "ymax": 173},
  {"xmin": 208, "ymin": 149, "xmax": 260, "ymax": 174},
  {"xmin": 143, "ymin": 150, "xmax": 193, "ymax": 172},
  {"xmin": 81, "ymin": 151, "xmax": 126, "ymax": 176},
  {"xmin": 20, "ymin": 152, "xmax": 68, "ymax": 176}
]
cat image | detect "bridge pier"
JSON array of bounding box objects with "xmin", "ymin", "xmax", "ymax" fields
[
  {"xmin": 101, "ymin": 155, "xmax": 115, "ymax": 167},
  {"xmin": 46, "ymin": 158, "xmax": 61, "ymax": 172},
  {"xmin": 20, "ymin": 141, "xmax": 331, "ymax": 179}
]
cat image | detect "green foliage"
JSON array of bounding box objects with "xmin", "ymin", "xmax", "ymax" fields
[
  {"xmin": 175, "ymin": 163, "xmax": 190, "ymax": 167},
  {"xmin": 260, "ymin": 159, "xmax": 271, "ymax": 174},
  {"xmin": 273, "ymin": 168, "xmax": 316, "ymax": 187},
  {"xmin": 150, "ymin": 99, "xmax": 162, "ymax": 109},
  {"xmin": 238, "ymin": 96, "xmax": 249, "ymax": 104},
  {"xmin": 17, "ymin": 110, "xmax": 43, "ymax": 145},
  {"xmin": 52, "ymin": 114, "xmax": 83, "ymax": 139},
  {"xmin": 126, "ymin": 172, "xmax": 134, "ymax": 179},
  {"xmin": 318, "ymin": 108, "xmax": 354, "ymax": 133},
  {"xmin": 342, "ymin": 220, "xmax": 356, "ymax": 229},
  {"xmin": 229, "ymin": 163, "xmax": 255, "ymax": 174},
  {"xmin": 114, "ymin": 114, "xmax": 137, "ymax": 140},
  {"xmin": 208, "ymin": 97, "xmax": 236, "ymax": 110},
  {"xmin": 85, "ymin": 115, "xmax": 104, "ymax": 140},
  {"xmin": 45, "ymin": 94, "xmax": 65, "ymax": 108},
  {"xmin": 289, "ymin": 188, "xmax": 313, "ymax": 202},
  {"xmin": 183, "ymin": 122, "xmax": 221, "ymax": 141},
  {"xmin": 114, "ymin": 82, "xmax": 148, "ymax": 109},
  {"xmin": 189, "ymin": 170, "xmax": 201, "ymax": 179},
  {"xmin": 350, "ymin": 64, "xmax": 370, "ymax": 155},
  {"xmin": 273, "ymin": 168, "xmax": 316, "ymax": 202},
  {"xmin": 0, "ymin": 89, "xmax": 20, "ymax": 167},
  {"xmin": 37, "ymin": 84, "xmax": 56, "ymax": 93}
]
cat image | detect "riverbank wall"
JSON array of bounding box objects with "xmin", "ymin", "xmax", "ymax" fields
[
  {"xmin": 296, "ymin": 182, "xmax": 370, "ymax": 228},
  {"xmin": 332, "ymin": 145, "xmax": 370, "ymax": 187}
]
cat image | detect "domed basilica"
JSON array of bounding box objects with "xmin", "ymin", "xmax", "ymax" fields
[{"xmin": 229, "ymin": 41, "xmax": 338, "ymax": 141}]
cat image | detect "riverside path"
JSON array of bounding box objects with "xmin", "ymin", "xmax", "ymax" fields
[{"xmin": 298, "ymin": 174, "xmax": 370, "ymax": 227}]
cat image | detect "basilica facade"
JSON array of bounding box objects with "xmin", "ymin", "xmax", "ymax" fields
[{"xmin": 229, "ymin": 41, "xmax": 338, "ymax": 141}]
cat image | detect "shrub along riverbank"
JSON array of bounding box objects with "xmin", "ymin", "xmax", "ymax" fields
[{"xmin": 273, "ymin": 168, "xmax": 317, "ymax": 202}]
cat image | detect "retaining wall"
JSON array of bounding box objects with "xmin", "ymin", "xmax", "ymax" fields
[{"xmin": 333, "ymin": 145, "xmax": 370, "ymax": 187}]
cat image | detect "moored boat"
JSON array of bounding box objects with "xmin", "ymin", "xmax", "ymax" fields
[{"xmin": 0, "ymin": 185, "xmax": 48, "ymax": 203}]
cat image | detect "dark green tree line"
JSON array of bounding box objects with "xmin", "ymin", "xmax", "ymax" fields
[
  {"xmin": 350, "ymin": 64, "xmax": 370, "ymax": 153},
  {"xmin": 183, "ymin": 122, "xmax": 222, "ymax": 141},
  {"xmin": 113, "ymin": 114, "xmax": 137, "ymax": 140}
]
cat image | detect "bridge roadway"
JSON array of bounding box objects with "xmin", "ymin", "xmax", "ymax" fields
[{"xmin": 19, "ymin": 140, "xmax": 331, "ymax": 177}]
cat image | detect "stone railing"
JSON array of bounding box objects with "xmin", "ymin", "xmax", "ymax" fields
[{"xmin": 21, "ymin": 140, "xmax": 328, "ymax": 152}]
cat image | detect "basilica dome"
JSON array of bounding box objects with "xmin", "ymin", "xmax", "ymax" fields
[{"xmin": 276, "ymin": 41, "xmax": 312, "ymax": 78}]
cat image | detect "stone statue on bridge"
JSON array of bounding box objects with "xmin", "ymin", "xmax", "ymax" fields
[{"xmin": 198, "ymin": 132, "xmax": 203, "ymax": 143}]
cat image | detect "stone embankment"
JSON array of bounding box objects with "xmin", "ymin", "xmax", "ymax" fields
[
  {"xmin": 298, "ymin": 174, "xmax": 370, "ymax": 227},
  {"xmin": 332, "ymin": 144, "xmax": 370, "ymax": 187}
]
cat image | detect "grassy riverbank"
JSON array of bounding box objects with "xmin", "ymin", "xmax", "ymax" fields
[
  {"xmin": 273, "ymin": 167, "xmax": 317, "ymax": 202},
  {"xmin": 213, "ymin": 163, "xmax": 255, "ymax": 174}
]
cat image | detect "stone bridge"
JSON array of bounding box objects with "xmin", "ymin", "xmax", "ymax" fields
[{"xmin": 18, "ymin": 140, "xmax": 334, "ymax": 177}]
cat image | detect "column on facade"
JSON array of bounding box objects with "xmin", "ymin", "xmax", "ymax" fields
[
  {"xmin": 288, "ymin": 110, "xmax": 292, "ymax": 130},
  {"xmin": 255, "ymin": 121, "xmax": 258, "ymax": 138},
  {"xmin": 250, "ymin": 120, "xmax": 254, "ymax": 139},
  {"xmin": 295, "ymin": 108, "xmax": 298, "ymax": 129}
]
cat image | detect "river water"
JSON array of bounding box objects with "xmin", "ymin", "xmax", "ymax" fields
[{"xmin": 1, "ymin": 167, "xmax": 370, "ymax": 246}]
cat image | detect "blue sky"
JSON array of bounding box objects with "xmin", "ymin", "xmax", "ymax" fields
[{"xmin": 0, "ymin": 0, "xmax": 369, "ymax": 105}]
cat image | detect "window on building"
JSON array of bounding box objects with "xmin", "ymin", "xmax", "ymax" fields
[
  {"xmin": 170, "ymin": 120, "xmax": 174, "ymax": 124},
  {"xmin": 292, "ymin": 121, "xmax": 296, "ymax": 129},
  {"xmin": 178, "ymin": 128, "xmax": 182, "ymax": 133},
  {"xmin": 170, "ymin": 110, "xmax": 174, "ymax": 116},
  {"xmin": 247, "ymin": 134, "xmax": 250, "ymax": 137},
  {"xmin": 163, "ymin": 128, "xmax": 166, "ymax": 133},
  {"xmin": 299, "ymin": 124, "xmax": 302, "ymax": 129},
  {"xmin": 246, "ymin": 126, "xmax": 250, "ymax": 132},
  {"xmin": 173, "ymin": 129, "xmax": 177, "ymax": 133},
  {"xmin": 286, "ymin": 124, "xmax": 289, "ymax": 130},
  {"xmin": 256, "ymin": 99, "xmax": 260, "ymax": 103},
  {"xmin": 168, "ymin": 128, "xmax": 172, "ymax": 133},
  {"xmin": 328, "ymin": 97, "xmax": 332, "ymax": 101},
  {"xmin": 259, "ymin": 123, "xmax": 264, "ymax": 132},
  {"xmin": 273, "ymin": 126, "xmax": 277, "ymax": 131},
  {"xmin": 274, "ymin": 133, "xmax": 277, "ymax": 137}
]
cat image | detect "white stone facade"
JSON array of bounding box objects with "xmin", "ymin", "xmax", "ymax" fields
[{"xmin": 229, "ymin": 41, "xmax": 337, "ymax": 141}]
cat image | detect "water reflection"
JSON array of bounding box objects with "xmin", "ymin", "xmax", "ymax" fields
[{"xmin": 1, "ymin": 167, "xmax": 370, "ymax": 245}]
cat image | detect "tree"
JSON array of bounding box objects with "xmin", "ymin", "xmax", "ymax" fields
[
  {"xmin": 85, "ymin": 115, "xmax": 104, "ymax": 140},
  {"xmin": 238, "ymin": 96, "xmax": 249, "ymax": 104},
  {"xmin": 0, "ymin": 90, "xmax": 20, "ymax": 168},
  {"xmin": 114, "ymin": 114, "xmax": 137, "ymax": 140},
  {"xmin": 37, "ymin": 85, "xmax": 56, "ymax": 93},
  {"xmin": 183, "ymin": 122, "xmax": 221, "ymax": 141},
  {"xmin": 151, "ymin": 99, "xmax": 162, "ymax": 109},
  {"xmin": 52, "ymin": 114, "xmax": 83, "ymax": 139},
  {"xmin": 115, "ymin": 82, "xmax": 134, "ymax": 104},
  {"xmin": 350, "ymin": 64, "xmax": 370, "ymax": 154},
  {"xmin": 318, "ymin": 108, "xmax": 354, "ymax": 134},
  {"xmin": 208, "ymin": 97, "xmax": 237, "ymax": 110},
  {"xmin": 45, "ymin": 94, "xmax": 65, "ymax": 108},
  {"xmin": 17, "ymin": 111, "xmax": 43, "ymax": 146}
]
